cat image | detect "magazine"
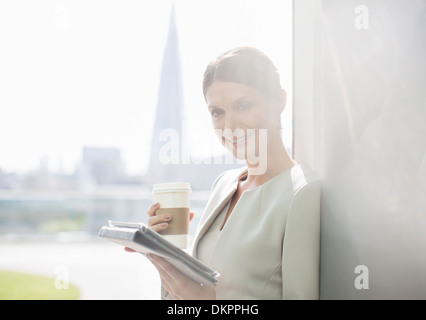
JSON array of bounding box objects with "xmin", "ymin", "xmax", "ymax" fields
[{"xmin": 98, "ymin": 221, "xmax": 219, "ymax": 286}]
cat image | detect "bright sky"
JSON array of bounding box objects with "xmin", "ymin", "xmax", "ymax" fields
[{"xmin": 0, "ymin": 0, "xmax": 293, "ymax": 175}]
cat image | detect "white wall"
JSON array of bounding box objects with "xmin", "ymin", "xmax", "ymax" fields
[{"xmin": 294, "ymin": 0, "xmax": 426, "ymax": 299}]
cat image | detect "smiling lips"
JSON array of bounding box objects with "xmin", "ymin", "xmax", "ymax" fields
[{"xmin": 223, "ymin": 131, "xmax": 256, "ymax": 147}]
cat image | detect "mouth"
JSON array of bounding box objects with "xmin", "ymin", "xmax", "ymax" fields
[{"xmin": 223, "ymin": 131, "xmax": 255, "ymax": 147}]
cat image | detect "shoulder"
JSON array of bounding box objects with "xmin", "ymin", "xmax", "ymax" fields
[
  {"xmin": 265, "ymin": 164, "xmax": 321, "ymax": 198},
  {"xmin": 289, "ymin": 165, "xmax": 321, "ymax": 193},
  {"xmin": 210, "ymin": 166, "xmax": 247, "ymax": 191},
  {"xmin": 273, "ymin": 165, "xmax": 321, "ymax": 210},
  {"xmin": 286, "ymin": 165, "xmax": 321, "ymax": 217}
]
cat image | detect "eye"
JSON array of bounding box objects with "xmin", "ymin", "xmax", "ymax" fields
[
  {"xmin": 211, "ymin": 109, "xmax": 224, "ymax": 119},
  {"xmin": 237, "ymin": 101, "xmax": 254, "ymax": 112}
]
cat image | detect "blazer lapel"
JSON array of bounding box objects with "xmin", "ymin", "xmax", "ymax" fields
[{"xmin": 191, "ymin": 170, "xmax": 243, "ymax": 257}]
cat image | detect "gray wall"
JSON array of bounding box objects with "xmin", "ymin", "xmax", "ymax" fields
[{"xmin": 294, "ymin": 0, "xmax": 426, "ymax": 299}]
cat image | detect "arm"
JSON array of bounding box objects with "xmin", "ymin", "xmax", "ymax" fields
[
  {"xmin": 153, "ymin": 170, "xmax": 230, "ymax": 300},
  {"xmin": 281, "ymin": 180, "xmax": 321, "ymax": 299}
]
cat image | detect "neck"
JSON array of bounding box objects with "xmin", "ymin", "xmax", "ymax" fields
[{"xmin": 245, "ymin": 133, "xmax": 296, "ymax": 185}]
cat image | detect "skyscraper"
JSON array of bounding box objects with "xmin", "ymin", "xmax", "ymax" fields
[
  {"xmin": 147, "ymin": 3, "xmax": 242, "ymax": 189},
  {"xmin": 147, "ymin": 3, "xmax": 186, "ymax": 184}
]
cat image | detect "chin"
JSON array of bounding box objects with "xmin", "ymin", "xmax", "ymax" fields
[
  {"xmin": 224, "ymin": 145, "xmax": 257, "ymax": 161},
  {"xmin": 232, "ymin": 151, "xmax": 248, "ymax": 161}
]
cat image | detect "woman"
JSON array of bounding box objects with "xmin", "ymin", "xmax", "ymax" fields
[{"xmin": 132, "ymin": 47, "xmax": 321, "ymax": 300}]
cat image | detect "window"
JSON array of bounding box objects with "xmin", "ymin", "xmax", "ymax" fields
[{"xmin": 0, "ymin": 0, "xmax": 293, "ymax": 299}]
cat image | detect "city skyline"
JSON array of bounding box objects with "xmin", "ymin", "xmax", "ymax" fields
[{"xmin": 0, "ymin": 0, "xmax": 293, "ymax": 176}]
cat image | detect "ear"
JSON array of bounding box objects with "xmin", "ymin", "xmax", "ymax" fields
[
  {"xmin": 268, "ymin": 90, "xmax": 286, "ymax": 130},
  {"xmin": 278, "ymin": 89, "xmax": 287, "ymax": 114}
]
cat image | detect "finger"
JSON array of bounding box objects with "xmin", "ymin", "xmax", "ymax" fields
[
  {"xmin": 159, "ymin": 272, "xmax": 182, "ymax": 300},
  {"xmin": 124, "ymin": 247, "xmax": 136, "ymax": 253},
  {"xmin": 148, "ymin": 255, "xmax": 183, "ymax": 300},
  {"xmin": 147, "ymin": 202, "xmax": 160, "ymax": 217},
  {"xmin": 150, "ymin": 222, "xmax": 169, "ymax": 233},
  {"xmin": 148, "ymin": 213, "xmax": 172, "ymax": 227},
  {"xmin": 148, "ymin": 254, "xmax": 168, "ymax": 274},
  {"xmin": 150, "ymin": 255, "xmax": 191, "ymax": 286},
  {"xmin": 148, "ymin": 255, "xmax": 172, "ymax": 285},
  {"xmin": 148, "ymin": 255, "xmax": 174, "ymax": 280}
]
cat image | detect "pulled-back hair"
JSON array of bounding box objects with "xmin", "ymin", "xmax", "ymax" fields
[{"xmin": 202, "ymin": 47, "xmax": 282, "ymax": 101}]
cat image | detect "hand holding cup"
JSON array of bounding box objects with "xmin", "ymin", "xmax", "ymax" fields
[
  {"xmin": 147, "ymin": 202, "xmax": 194, "ymax": 233},
  {"xmin": 151, "ymin": 182, "xmax": 192, "ymax": 249}
]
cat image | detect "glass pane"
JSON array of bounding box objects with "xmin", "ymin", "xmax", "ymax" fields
[{"xmin": 0, "ymin": 0, "xmax": 293, "ymax": 299}]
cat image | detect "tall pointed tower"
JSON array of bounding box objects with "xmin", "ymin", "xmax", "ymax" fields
[
  {"xmin": 146, "ymin": 3, "xmax": 242, "ymax": 189},
  {"xmin": 148, "ymin": 3, "xmax": 186, "ymax": 183}
]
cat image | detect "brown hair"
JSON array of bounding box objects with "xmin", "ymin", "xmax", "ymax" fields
[{"xmin": 202, "ymin": 47, "xmax": 282, "ymax": 101}]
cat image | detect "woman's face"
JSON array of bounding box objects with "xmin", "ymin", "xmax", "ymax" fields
[{"xmin": 205, "ymin": 81, "xmax": 284, "ymax": 161}]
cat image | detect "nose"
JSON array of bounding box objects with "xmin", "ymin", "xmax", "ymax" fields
[{"xmin": 223, "ymin": 111, "xmax": 240, "ymax": 132}]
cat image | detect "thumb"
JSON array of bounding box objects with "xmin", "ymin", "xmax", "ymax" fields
[{"xmin": 189, "ymin": 211, "xmax": 194, "ymax": 222}]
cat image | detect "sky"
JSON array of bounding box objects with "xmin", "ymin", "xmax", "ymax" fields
[{"xmin": 0, "ymin": 0, "xmax": 293, "ymax": 175}]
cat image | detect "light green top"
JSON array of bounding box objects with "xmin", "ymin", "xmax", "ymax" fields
[{"xmin": 193, "ymin": 165, "xmax": 321, "ymax": 300}]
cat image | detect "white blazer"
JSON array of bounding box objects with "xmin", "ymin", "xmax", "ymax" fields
[{"xmin": 191, "ymin": 165, "xmax": 321, "ymax": 300}]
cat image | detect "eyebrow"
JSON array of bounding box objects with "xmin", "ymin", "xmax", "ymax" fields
[
  {"xmin": 232, "ymin": 96, "xmax": 251, "ymax": 106},
  {"xmin": 207, "ymin": 95, "xmax": 251, "ymax": 110}
]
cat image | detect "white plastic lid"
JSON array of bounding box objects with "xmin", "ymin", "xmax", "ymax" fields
[{"xmin": 152, "ymin": 182, "xmax": 192, "ymax": 194}]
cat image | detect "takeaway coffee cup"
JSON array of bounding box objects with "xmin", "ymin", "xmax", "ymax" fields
[{"xmin": 152, "ymin": 182, "xmax": 191, "ymax": 249}]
